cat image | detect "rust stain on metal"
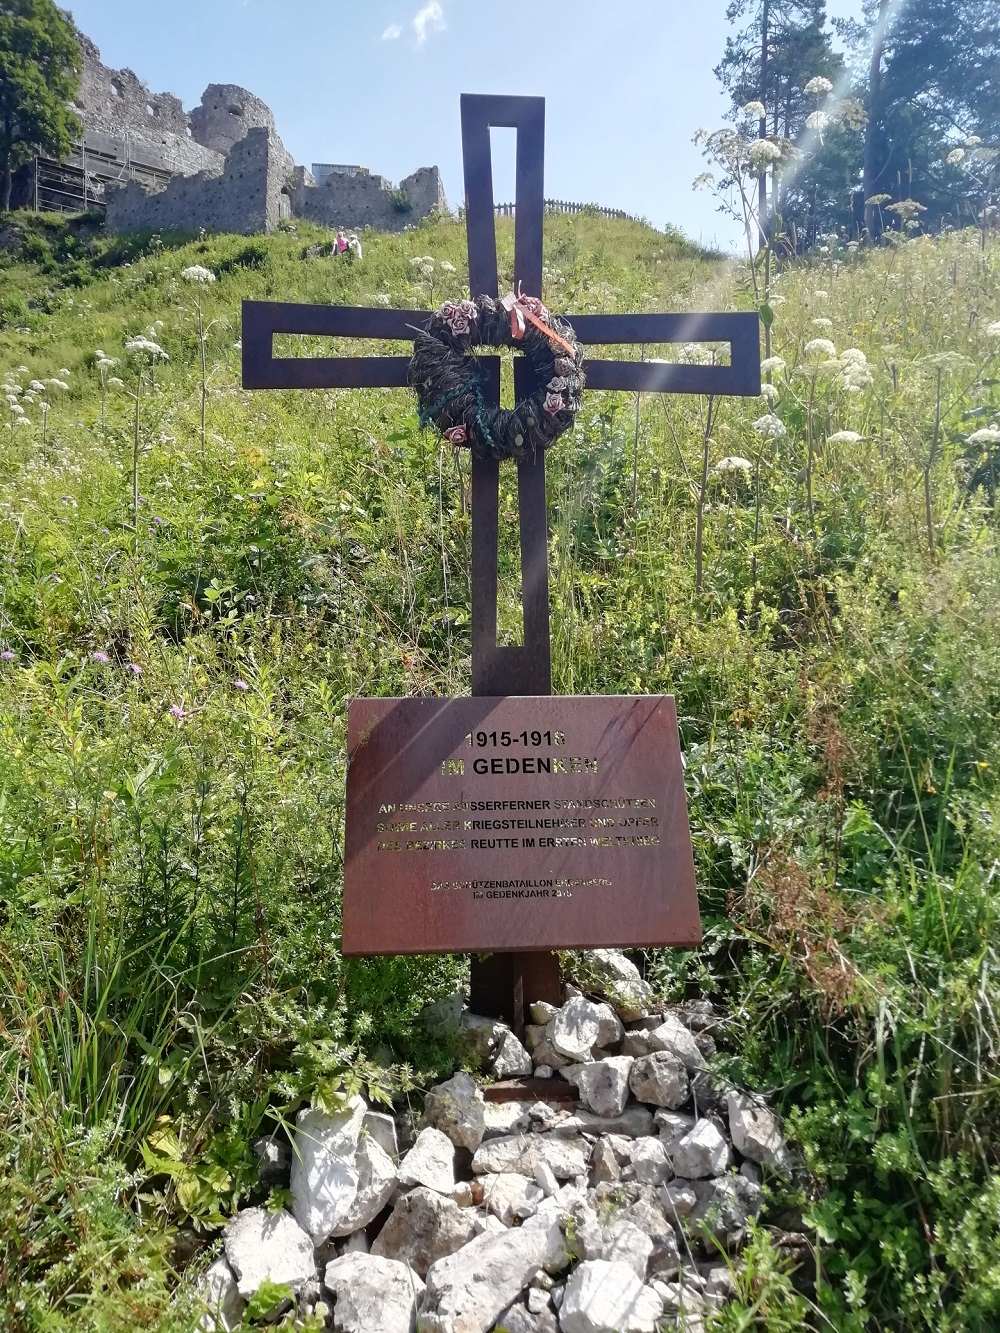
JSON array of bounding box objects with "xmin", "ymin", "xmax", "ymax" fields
[{"xmin": 343, "ymin": 695, "xmax": 701, "ymax": 956}]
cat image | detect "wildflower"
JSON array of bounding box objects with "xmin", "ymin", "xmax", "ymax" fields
[
  {"xmin": 9, "ymin": 402, "xmax": 25, "ymax": 415},
  {"xmin": 741, "ymin": 100, "xmax": 766, "ymax": 120},
  {"xmin": 108, "ymin": 376, "xmax": 124, "ymax": 387},
  {"xmin": 233, "ymin": 678, "xmax": 250, "ymax": 691},
  {"xmin": 46, "ymin": 378, "xmax": 70, "ymax": 390},
  {"xmin": 38, "ymin": 401, "xmax": 49, "ymax": 411},
  {"xmin": 804, "ymin": 76, "xmax": 834, "ymax": 97},
  {"xmin": 28, "ymin": 379, "xmax": 45, "ymax": 392},
  {"xmin": 760, "ymin": 382, "xmax": 779, "ymax": 404},
  {"xmin": 812, "ymin": 289, "xmax": 829, "ymax": 301},
  {"xmin": 181, "ymin": 264, "xmax": 216, "ymax": 284},
  {"xmin": 13, "ymin": 417, "xmax": 30, "ymax": 428},
  {"xmin": 124, "ymin": 336, "xmax": 169, "ymax": 361},
  {"xmin": 748, "ymin": 139, "xmax": 782, "ymax": 171},
  {"xmin": 58, "ymin": 368, "xmax": 70, "ymax": 377},
  {"xmin": 760, "ymin": 356, "xmax": 786, "ymax": 375},
  {"xmin": 439, "ymin": 260, "xmax": 456, "ymax": 273},
  {"xmin": 827, "ymin": 430, "xmax": 862, "ymax": 444},
  {"xmin": 127, "ymin": 662, "xmax": 143, "ymax": 675},
  {"xmin": 840, "ymin": 348, "xmax": 868, "ymax": 366},
  {"xmin": 805, "ymin": 338, "xmax": 837, "ymax": 358},
  {"xmin": 968, "ymin": 426, "xmax": 1000, "ymax": 444},
  {"xmin": 806, "ymin": 111, "xmax": 830, "ymax": 132},
  {"xmin": 712, "ymin": 455, "xmax": 754, "ymax": 475},
  {"xmin": 168, "ymin": 704, "xmax": 186, "ymax": 720},
  {"xmin": 811, "ymin": 317, "xmax": 833, "ymax": 329},
  {"xmin": 91, "ymin": 651, "xmax": 111, "ymax": 664},
  {"xmin": 753, "ymin": 412, "xmax": 787, "ymax": 439},
  {"xmin": 945, "ymin": 148, "xmax": 965, "ymax": 166},
  {"xmin": 0, "ymin": 649, "xmax": 15, "ymax": 661},
  {"xmin": 865, "ymin": 193, "xmax": 892, "ymax": 206},
  {"xmin": 885, "ymin": 199, "xmax": 926, "ymax": 221}
]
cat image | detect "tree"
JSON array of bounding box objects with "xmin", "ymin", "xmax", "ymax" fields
[
  {"xmin": 843, "ymin": 0, "xmax": 1000, "ymax": 236},
  {"xmin": 716, "ymin": 0, "xmax": 843, "ymax": 242},
  {"xmin": 0, "ymin": 0, "xmax": 80, "ymax": 212}
]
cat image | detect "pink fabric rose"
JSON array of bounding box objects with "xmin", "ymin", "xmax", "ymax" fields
[
  {"xmin": 546, "ymin": 376, "xmax": 570, "ymax": 392},
  {"xmin": 443, "ymin": 425, "xmax": 468, "ymax": 444},
  {"xmin": 543, "ymin": 391, "xmax": 565, "ymax": 415}
]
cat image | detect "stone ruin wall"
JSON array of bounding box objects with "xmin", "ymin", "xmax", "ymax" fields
[
  {"xmin": 104, "ymin": 129, "xmax": 295, "ymax": 237},
  {"xmin": 77, "ymin": 31, "xmax": 447, "ymax": 236}
]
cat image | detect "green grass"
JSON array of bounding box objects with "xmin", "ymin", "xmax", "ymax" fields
[{"xmin": 0, "ymin": 209, "xmax": 999, "ymax": 1329}]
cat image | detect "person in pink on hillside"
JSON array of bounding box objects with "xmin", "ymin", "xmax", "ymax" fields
[{"xmin": 335, "ymin": 230, "xmax": 349, "ymax": 255}]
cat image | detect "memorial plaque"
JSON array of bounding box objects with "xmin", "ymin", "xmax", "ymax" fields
[{"xmin": 343, "ymin": 695, "xmax": 700, "ymax": 955}]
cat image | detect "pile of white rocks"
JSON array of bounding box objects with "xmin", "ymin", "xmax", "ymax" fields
[{"xmin": 196, "ymin": 951, "xmax": 792, "ymax": 1333}]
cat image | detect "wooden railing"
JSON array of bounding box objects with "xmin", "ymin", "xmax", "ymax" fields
[{"xmin": 494, "ymin": 199, "xmax": 644, "ymax": 223}]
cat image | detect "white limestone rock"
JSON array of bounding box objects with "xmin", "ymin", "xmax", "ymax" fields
[
  {"xmin": 222, "ymin": 1207, "xmax": 316, "ymax": 1299},
  {"xmin": 290, "ymin": 1098, "xmax": 367, "ymax": 1243},
  {"xmin": 554, "ymin": 1105, "xmax": 654, "ymax": 1138},
  {"xmin": 589, "ymin": 1138, "xmax": 620, "ymax": 1185},
  {"xmin": 424, "ymin": 1072, "xmax": 486, "ymax": 1152},
  {"xmin": 559, "ymin": 1056, "xmax": 633, "ymax": 1118},
  {"xmin": 471, "ymin": 1133, "xmax": 590, "ymax": 1181},
  {"xmin": 493, "ymin": 1027, "xmax": 533, "ymax": 1078},
  {"xmin": 330, "ymin": 1133, "xmax": 397, "ymax": 1237},
  {"xmin": 398, "ymin": 1126, "xmax": 456, "ymax": 1194},
  {"xmin": 364, "ymin": 1109, "xmax": 399, "ymax": 1161},
  {"xmin": 725, "ymin": 1090, "xmax": 792, "ymax": 1173},
  {"xmin": 672, "ymin": 1119, "xmax": 732, "ymax": 1179},
  {"xmin": 483, "ymin": 1099, "xmax": 534, "ymax": 1139},
  {"xmin": 482, "ymin": 1171, "xmax": 545, "ymax": 1225},
  {"xmin": 630, "ymin": 1137, "xmax": 671, "ymax": 1187},
  {"xmin": 601, "ymin": 1217, "xmax": 654, "ymax": 1281},
  {"xmin": 580, "ymin": 950, "xmax": 656, "ymax": 1021},
  {"xmin": 654, "ymin": 1109, "xmax": 696, "ymax": 1153},
  {"xmin": 420, "ymin": 1209, "xmax": 568, "ymax": 1333},
  {"xmin": 628, "ymin": 1051, "xmax": 689, "ymax": 1108},
  {"xmin": 550, "ymin": 997, "xmax": 623, "ymax": 1063},
  {"xmin": 559, "ymin": 1259, "xmax": 664, "ymax": 1333},
  {"xmin": 323, "ymin": 1252, "xmax": 424, "ymax": 1333},
  {"xmin": 371, "ymin": 1185, "xmax": 479, "ymax": 1278},
  {"xmin": 661, "ymin": 1179, "xmax": 699, "ymax": 1218},
  {"xmin": 687, "ymin": 1174, "xmax": 762, "ymax": 1245},
  {"xmin": 529, "ymin": 1001, "xmax": 559, "ymax": 1024},
  {"xmin": 196, "ymin": 1256, "xmax": 245, "ymax": 1332},
  {"xmin": 645, "ymin": 1014, "xmax": 707, "ymax": 1071},
  {"xmin": 493, "ymin": 1302, "xmax": 559, "ymax": 1333}
]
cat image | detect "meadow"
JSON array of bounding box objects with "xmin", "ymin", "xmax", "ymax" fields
[{"xmin": 0, "ymin": 207, "xmax": 998, "ymax": 1330}]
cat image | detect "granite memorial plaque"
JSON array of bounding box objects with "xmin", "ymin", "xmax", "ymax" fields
[{"xmin": 343, "ymin": 695, "xmax": 700, "ymax": 955}]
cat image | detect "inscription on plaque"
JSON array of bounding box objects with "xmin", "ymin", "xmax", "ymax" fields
[{"xmin": 343, "ymin": 695, "xmax": 700, "ymax": 955}]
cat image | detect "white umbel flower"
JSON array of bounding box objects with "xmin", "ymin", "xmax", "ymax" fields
[
  {"xmin": 760, "ymin": 382, "xmax": 779, "ymax": 403},
  {"xmin": 945, "ymin": 148, "xmax": 965, "ymax": 166},
  {"xmin": 804, "ymin": 76, "xmax": 834, "ymax": 96},
  {"xmin": 713, "ymin": 455, "xmax": 754, "ymax": 475},
  {"xmin": 827, "ymin": 430, "xmax": 862, "ymax": 444},
  {"xmin": 805, "ymin": 338, "xmax": 837, "ymax": 358},
  {"xmin": 181, "ymin": 264, "xmax": 216, "ymax": 284},
  {"xmin": 748, "ymin": 138, "xmax": 782, "ymax": 171},
  {"xmin": 968, "ymin": 426, "xmax": 1000, "ymax": 444},
  {"xmin": 806, "ymin": 111, "xmax": 830, "ymax": 132},
  {"xmin": 124, "ymin": 336, "xmax": 169, "ymax": 361},
  {"xmin": 760, "ymin": 355, "xmax": 786, "ymax": 375},
  {"xmin": 741, "ymin": 100, "xmax": 766, "ymax": 120},
  {"xmin": 753, "ymin": 412, "xmax": 787, "ymax": 439},
  {"xmin": 985, "ymin": 321, "xmax": 1000, "ymax": 338}
]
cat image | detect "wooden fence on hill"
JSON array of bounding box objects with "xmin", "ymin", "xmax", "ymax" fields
[{"xmin": 493, "ymin": 199, "xmax": 644, "ymax": 224}]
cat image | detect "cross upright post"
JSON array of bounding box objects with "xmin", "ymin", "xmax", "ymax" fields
[{"xmin": 241, "ymin": 93, "xmax": 761, "ymax": 1038}]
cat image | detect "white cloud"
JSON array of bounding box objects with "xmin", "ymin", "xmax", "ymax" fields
[
  {"xmin": 381, "ymin": 21, "xmax": 402, "ymax": 39},
  {"xmin": 412, "ymin": 1, "xmax": 445, "ymax": 44}
]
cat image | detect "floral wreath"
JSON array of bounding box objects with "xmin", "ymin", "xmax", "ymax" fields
[{"xmin": 407, "ymin": 289, "xmax": 585, "ymax": 462}]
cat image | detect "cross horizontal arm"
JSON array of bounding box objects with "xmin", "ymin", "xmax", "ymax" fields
[{"xmin": 243, "ymin": 301, "xmax": 761, "ymax": 397}]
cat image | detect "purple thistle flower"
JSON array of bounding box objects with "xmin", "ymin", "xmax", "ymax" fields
[
  {"xmin": 233, "ymin": 679, "xmax": 249, "ymax": 691},
  {"xmin": 91, "ymin": 651, "xmax": 111, "ymax": 664},
  {"xmin": 169, "ymin": 704, "xmax": 185, "ymax": 720},
  {"xmin": 127, "ymin": 662, "xmax": 143, "ymax": 675},
  {"xmin": 0, "ymin": 649, "xmax": 15, "ymax": 661}
]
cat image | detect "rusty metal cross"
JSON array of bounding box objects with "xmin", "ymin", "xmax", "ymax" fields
[{"xmin": 242, "ymin": 94, "xmax": 760, "ymax": 1028}]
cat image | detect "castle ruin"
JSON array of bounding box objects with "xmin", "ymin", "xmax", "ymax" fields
[{"xmin": 24, "ymin": 32, "xmax": 447, "ymax": 236}]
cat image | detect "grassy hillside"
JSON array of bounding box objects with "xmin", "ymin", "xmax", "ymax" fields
[{"xmin": 1, "ymin": 209, "xmax": 999, "ymax": 1331}]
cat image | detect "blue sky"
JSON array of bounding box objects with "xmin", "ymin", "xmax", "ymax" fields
[{"xmin": 66, "ymin": 0, "xmax": 863, "ymax": 251}]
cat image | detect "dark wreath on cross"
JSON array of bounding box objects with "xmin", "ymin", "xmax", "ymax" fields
[{"xmin": 241, "ymin": 94, "xmax": 761, "ymax": 697}]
